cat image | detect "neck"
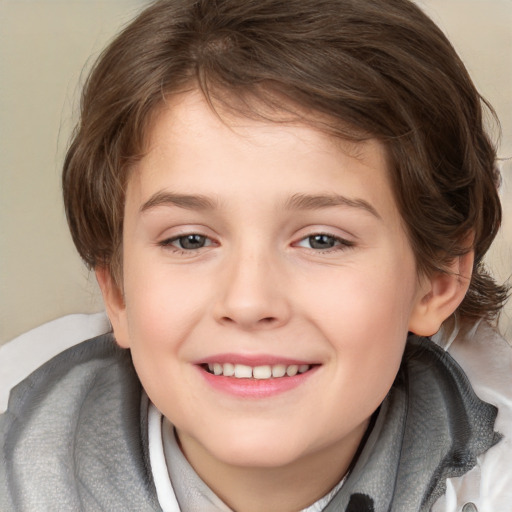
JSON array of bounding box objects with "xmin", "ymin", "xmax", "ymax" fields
[{"xmin": 176, "ymin": 420, "xmax": 369, "ymax": 512}]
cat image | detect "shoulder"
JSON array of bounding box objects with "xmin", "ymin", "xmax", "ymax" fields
[
  {"xmin": 0, "ymin": 312, "xmax": 111, "ymax": 412},
  {"xmin": 0, "ymin": 330, "xmax": 159, "ymax": 511},
  {"xmin": 1, "ymin": 331, "xmax": 138, "ymax": 429},
  {"xmin": 432, "ymin": 319, "xmax": 512, "ymax": 511}
]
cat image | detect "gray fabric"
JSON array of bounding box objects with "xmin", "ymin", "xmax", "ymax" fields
[
  {"xmin": 0, "ymin": 333, "xmax": 500, "ymax": 511},
  {"xmin": 161, "ymin": 417, "xmax": 346, "ymax": 512},
  {"xmin": 324, "ymin": 337, "xmax": 501, "ymax": 512},
  {"xmin": 0, "ymin": 334, "xmax": 160, "ymax": 512},
  {"xmin": 163, "ymin": 419, "xmax": 235, "ymax": 511}
]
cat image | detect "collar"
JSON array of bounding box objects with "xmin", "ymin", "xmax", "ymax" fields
[
  {"xmin": 324, "ymin": 335, "xmax": 500, "ymax": 511},
  {"xmin": 152, "ymin": 411, "xmax": 346, "ymax": 512}
]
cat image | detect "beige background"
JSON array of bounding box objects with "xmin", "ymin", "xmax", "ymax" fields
[{"xmin": 1, "ymin": 0, "xmax": 511, "ymax": 345}]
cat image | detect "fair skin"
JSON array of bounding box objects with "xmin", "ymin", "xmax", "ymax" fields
[{"xmin": 97, "ymin": 90, "xmax": 471, "ymax": 512}]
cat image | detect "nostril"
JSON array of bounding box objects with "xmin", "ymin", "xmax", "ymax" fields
[{"xmin": 218, "ymin": 315, "xmax": 279, "ymax": 328}]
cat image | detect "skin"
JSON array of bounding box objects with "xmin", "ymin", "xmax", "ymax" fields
[{"xmin": 97, "ymin": 90, "xmax": 472, "ymax": 512}]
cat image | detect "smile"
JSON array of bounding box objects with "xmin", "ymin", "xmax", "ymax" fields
[
  {"xmin": 196, "ymin": 356, "xmax": 320, "ymax": 398},
  {"xmin": 205, "ymin": 363, "xmax": 311, "ymax": 379}
]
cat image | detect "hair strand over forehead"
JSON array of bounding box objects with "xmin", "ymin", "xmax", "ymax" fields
[{"xmin": 63, "ymin": 0, "xmax": 509, "ymax": 322}]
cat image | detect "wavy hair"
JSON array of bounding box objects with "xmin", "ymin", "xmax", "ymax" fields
[{"xmin": 63, "ymin": 0, "xmax": 509, "ymax": 321}]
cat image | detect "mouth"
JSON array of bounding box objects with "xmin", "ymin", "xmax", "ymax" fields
[
  {"xmin": 195, "ymin": 355, "xmax": 320, "ymax": 397},
  {"xmin": 202, "ymin": 362, "xmax": 313, "ymax": 380}
]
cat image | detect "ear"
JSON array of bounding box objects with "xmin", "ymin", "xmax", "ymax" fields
[
  {"xmin": 408, "ymin": 250, "xmax": 474, "ymax": 337},
  {"xmin": 95, "ymin": 267, "xmax": 131, "ymax": 348}
]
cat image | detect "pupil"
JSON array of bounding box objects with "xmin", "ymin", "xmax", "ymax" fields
[
  {"xmin": 180, "ymin": 234, "xmax": 205, "ymax": 249},
  {"xmin": 309, "ymin": 234, "xmax": 335, "ymax": 249}
]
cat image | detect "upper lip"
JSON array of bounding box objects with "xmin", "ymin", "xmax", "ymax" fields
[{"xmin": 194, "ymin": 353, "xmax": 319, "ymax": 366}]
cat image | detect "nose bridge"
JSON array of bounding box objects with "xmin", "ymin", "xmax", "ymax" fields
[{"xmin": 214, "ymin": 241, "xmax": 290, "ymax": 329}]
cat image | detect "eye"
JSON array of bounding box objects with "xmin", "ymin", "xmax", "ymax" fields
[
  {"xmin": 160, "ymin": 234, "xmax": 214, "ymax": 250},
  {"xmin": 296, "ymin": 233, "xmax": 353, "ymax": 251}
]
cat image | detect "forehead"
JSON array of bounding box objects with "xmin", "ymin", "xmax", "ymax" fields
[
  {"xmin": 140, "ymin": 89, "xmax": 388, "ymax": 173},
  {"xmin": 127, "ymin": 89, "xmax": 398, "ymax": 223}
]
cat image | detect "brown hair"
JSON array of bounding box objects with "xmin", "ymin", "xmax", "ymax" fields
[{"xmin": 63, "ymin": 0, "xmax": 509, "ymax": 320}]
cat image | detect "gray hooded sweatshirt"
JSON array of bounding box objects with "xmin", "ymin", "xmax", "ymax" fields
[{"xmin": 0, "ymin": 334, "xmax": 500, "ymax": 511}]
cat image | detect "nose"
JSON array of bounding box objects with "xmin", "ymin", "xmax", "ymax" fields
[{"xmin": 213, "ymin": 249, "xmax": 291, "ymax": 330}]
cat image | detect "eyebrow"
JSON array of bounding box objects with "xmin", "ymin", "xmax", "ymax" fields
[
  {"xmin": 285, "ymin": 193, "xmax": 381, "ymax": 219},
  {"xmin": 140, "ymin": 191, "xmax": 381, "ymax": 219},
  {"xmin": 140, "ymin": 192, "xmax": 218, "ymax": 212}
]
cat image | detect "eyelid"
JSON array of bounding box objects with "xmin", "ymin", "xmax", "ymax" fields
[
  {"xmin": 157, "ymin": 228, "xmax": 219, "ymax": 253},
  {"xmin": 292, "ymin": 231, "xmax": 356, "ymax": 252},
  {"xmin": 160, "ymin": 234, "xmax": 214, "ymax": 248}
]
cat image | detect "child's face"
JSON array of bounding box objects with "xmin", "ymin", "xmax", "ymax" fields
[{"xmin": 104, "ymin": 91, "xmax": 433, "ymax": 473}]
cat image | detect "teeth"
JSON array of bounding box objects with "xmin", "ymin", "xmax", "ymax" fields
[
  {"xmin": 286, "ymin": 365, "xmax": 298, "ymax": 377},
  {"xmin": 272, "ymin": 364, "xmax": 286, "ymax": 378},
  {"xmin": 223, "ymin": 363, "xmax": 235, "ymax": 377},
  {"xmin": 234, "ymin": 364, "xmax": 253, "ymax": 378},
  {"xmin": 206, "ymin": 362, "xmax": 311, "ymax": 379},
  {"xmin": 253, "ymin": 366, "xmax": 272, "ymax": 379}
]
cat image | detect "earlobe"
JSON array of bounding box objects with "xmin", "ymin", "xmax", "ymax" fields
[
  {"xmin": 95, "ymin": 267, "xmax": 130, "ymax": 348},
  {"xmin": 408, "ymin": 250, "xmax": 474, "ymax": 337}
]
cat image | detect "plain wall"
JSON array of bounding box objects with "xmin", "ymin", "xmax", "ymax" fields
[{"xmin": 1, "ymin": 0, "xmax": 511, "ymax": 345}]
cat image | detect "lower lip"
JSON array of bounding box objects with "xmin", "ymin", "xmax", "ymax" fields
[{"xmin": 198, "ymin": 366, "xmax": 318, "ymax": 398}]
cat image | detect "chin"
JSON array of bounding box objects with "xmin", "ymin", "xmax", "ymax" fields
[
  {"xmin": 207, "ymin": 427, "xmax": 315, "ymax": 468},
  {"xmin": 216, "ymin": 445, "xmax": 305, "ymax": 469}
]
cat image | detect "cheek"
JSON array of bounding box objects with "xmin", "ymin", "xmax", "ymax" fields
[
  {"xmin": 122, "ymin": 246, "xmax": 205, "ymax": 337},
  {"xmin": 121, "ymin": 269, "xmax": 200, "ymax": 419},
  {"xmin": 306, "ymin": 258, "xmax": 417, "ymax": 336},
  {"xmin": 303, "ymin": 259, "xmax": 416, "ymax": 391}
]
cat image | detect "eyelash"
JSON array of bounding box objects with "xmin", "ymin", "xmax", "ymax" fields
[
  {"xmin": 158, "ymin": 234, "xmax": 215, "ymax": 253},
  {"xmin": 158, "ymin": 232, "xmax": 354, "ymax": 254},
  {"xmin": 294, "ymin": 233, "xmax": 355, "ymax": 253}
]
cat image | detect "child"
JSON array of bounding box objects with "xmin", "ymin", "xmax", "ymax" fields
[{"xmin": 1, "ymin": 0, "xmax": 510, "ymax": 510}]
